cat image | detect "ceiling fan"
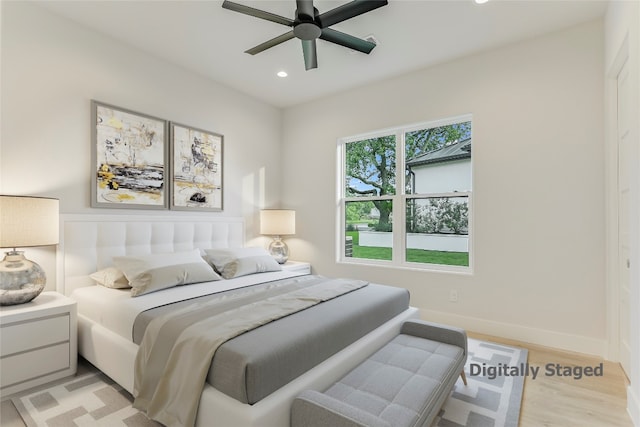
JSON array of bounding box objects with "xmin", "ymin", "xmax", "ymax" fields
[{"xmin": 221, "ymin": 0, "xmax": 388, "ymax": 71}]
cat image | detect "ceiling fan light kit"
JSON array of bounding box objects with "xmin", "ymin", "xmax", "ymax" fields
[{"xmin": 222, "ymin": 0, "xmax": 388, "ymax": 71}]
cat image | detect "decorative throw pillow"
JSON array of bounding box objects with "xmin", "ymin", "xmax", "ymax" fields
[
  {"xmin": 113, "ymin": 249, "xmax": 221, "ymax": 297},
  {"xmin": 204, "ymin": 247, "xmax": 282, "ymax": 279},
  {"xmin": 89, "ymin": 267, "xmax": 130, "ymax": 289}
]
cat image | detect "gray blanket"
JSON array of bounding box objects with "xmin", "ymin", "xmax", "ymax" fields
[
  {"xmin": 133, "ymin": 275, "xmax": 369, "ymax": 427},
  {"xmin": 133, "ymin": 275, "xmax": 410, "ymax": 405}
]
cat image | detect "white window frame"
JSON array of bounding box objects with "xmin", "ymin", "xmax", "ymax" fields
[{"xmin": 336, "ymin": 114, "xmax": 473, "ymax": 273}]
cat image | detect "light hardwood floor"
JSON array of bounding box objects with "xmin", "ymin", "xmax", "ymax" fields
[{"xmin": 1, "ymin": 334, "xmax": 634, "ymax": 426}]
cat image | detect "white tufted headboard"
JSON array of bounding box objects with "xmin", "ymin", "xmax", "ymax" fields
[{"xmin": 57, "ymin": 214, "xmax": 245, "ymax": 296}]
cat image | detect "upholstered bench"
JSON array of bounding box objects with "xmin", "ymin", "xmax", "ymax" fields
[{"xmin": 291, "ymin": 319, "xmax": 467, "ymax": 427}]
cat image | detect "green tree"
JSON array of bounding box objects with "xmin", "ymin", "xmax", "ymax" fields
[
  {"xmin": 345, "ymin": 122, "xmax": 471, "ymax": 229},
  {"xmin": 345, "ymin": 201, "xmax": 375, "ymax": 223},
  {"xmin": 405, "ymin": 122, "xmax": 470, "ymax": 161},
  {"xmin": 345, "ymin": 136, "xmax": 395, "ymax": 227}
]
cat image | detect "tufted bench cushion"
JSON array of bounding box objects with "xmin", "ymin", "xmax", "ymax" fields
[{"xmin": 291, "ymin": 320, "xmax": 467, "ymax": 427}]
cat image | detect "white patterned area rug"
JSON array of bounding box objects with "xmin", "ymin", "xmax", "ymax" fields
[
  {"xmin": 13, "ymin": 338, "xmax": 526, "ymax": 427},
  {"xmin": 12, "ymin": 371, "xmax": 160, "ymax": 427},
  {"xmin": 433, "ymin": 338, "xmax": 528, "ymax": 427}
]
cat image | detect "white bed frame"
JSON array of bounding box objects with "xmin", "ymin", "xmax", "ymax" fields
[{"xmin": 58, "ymin": 214, "xmax": 418, "ymax": 427}]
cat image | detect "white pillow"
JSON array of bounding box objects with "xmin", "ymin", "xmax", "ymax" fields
[
  {"xmin": 89, "ymin": 267, "xmax": 130, "ymax": 289},
  {"xmin": 113, "ymin": 249, "xmax": 221, "ymax": 297},
  {"xmin": 204, "ymin": 247, "xmax": 282, "ymax": 279}
]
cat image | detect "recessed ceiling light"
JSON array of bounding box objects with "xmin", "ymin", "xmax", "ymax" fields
[
  {"xmin": 277, "ymin": 71, "xmax": 288, "ymax": 78},
  {"xmin": 474, "ymin": 0, "xmax": 489, "ymax": 3}
]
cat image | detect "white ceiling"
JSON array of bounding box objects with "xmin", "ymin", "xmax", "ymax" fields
[{"xmin": 34, "ymin": 0, "xmax": 608, "ymax": 108}]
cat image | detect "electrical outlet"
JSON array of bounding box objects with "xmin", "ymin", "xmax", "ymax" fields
[{"xmin": 449, "ymin": 290, "xmax": 458, "ymax": 302}]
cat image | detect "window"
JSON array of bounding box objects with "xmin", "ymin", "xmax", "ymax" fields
[{"xmin": 338, "ymin": 115, "xmax": 472, "ymax": 271}]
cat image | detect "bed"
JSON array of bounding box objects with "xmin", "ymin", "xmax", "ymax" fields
[{"xmin": 57, "ymin": 214, "xmax": 418, "ymax": 427}]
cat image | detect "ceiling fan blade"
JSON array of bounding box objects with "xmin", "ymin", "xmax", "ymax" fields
[
  {"xmin": 317, "ymin": 0, "xmax": 387, "ymax": 28},
  {"xmin": 245, "ymin": 31, "xmax": 295, "ymax": 55},
  {"xmin": 302, "ymin": 39, "xmax": 318, "ymax": 70},
  {"xmin": 222, "ymin": 0, "xmax": 294, "ymax": 27},
  {"xmin": 319, "ymin": 28, "xmax": 376, "ymax": 54},
  {"xmin": 296, "ymin": 0, "xmax": 315, "ymax": 20}
]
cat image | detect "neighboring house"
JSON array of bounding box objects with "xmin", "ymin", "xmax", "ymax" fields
[{"xmin": 406, "ymin": 138, "xmax": 471, "ymax": 194}]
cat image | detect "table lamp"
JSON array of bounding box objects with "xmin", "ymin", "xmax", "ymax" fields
[
  {"xmin": 260, "ymin": 209, "xmax": 295, "ymax": 264},
  {"xmin": 0, "ymin": 195, "xmax": 59, "ymax": 305}
]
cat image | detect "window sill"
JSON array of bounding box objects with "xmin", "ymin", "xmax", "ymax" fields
[{"xmin": 337, "ymin": 258, "xmax": 473, "ymax": 276}]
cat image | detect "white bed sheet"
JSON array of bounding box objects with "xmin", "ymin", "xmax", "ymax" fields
[{"xmin": 71, "ymin": 270, "xmax": 304, "ymax": 342}]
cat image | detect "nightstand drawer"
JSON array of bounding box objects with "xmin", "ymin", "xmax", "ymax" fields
[
  {"xmin": 0, "ymin": 292, "xmax": 77, "ymax": 396},
  {"xmin": 1, "ymin": 342, "xmax": 70, "ymax": 388},
  {"xmin": 0, "ymin": 314, "xmax": 70, "ymax": 356}
]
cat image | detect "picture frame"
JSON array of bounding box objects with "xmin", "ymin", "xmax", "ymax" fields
[
  {"xmin": 169, "ymin": 122, "xmax": 223, "ymax": 211},
  {"xmin": 91, "ymin": 101, "xmax": 169, "ymax": 209}
]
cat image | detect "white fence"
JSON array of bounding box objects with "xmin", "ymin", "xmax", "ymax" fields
[{"xmin": 358, "ymin": 230, "xmax": 468, "ymax": 252}]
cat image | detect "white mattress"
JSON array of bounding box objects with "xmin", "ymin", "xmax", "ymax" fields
[{"xmin": 71, "ymin": 270, "xmax": 304, "ymax": 342}]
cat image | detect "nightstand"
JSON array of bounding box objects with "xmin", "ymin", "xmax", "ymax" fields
[
  {"xmin": 282, "ymin": 261, "xmax": 311, "ymax": 274},
  {"xmin": 0, "ymin": 292, "xmax": 77, "ymax": 397}
]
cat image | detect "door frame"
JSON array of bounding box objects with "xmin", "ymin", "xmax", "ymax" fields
[{"xmin": 605, "ymin": 36, "xmax": 629, "ymax": 365}]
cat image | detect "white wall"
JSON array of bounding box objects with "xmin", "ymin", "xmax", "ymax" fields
[
  {"xmin": 412, "ymin": 159, "xmax": 472, "ymax": 194},
  {"xmin": 358, "ymin": 231, "xmax": 469, "ymax": 253},
  {"xmin": 283, "ymin": 21, "xmax": 606, "ymax": 356},
  {"xmin": 604, "ymin": 1, "xmax": 640, "ymax": 424},
  {"xmin": 0, "ymin": 2, "xmax": 283, "ymax": 288}
]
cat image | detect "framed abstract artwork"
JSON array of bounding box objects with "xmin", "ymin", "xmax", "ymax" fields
[
  {"xmin": 169, "ymin": 122, "xmax": 223, "ymax": 211},
  {"xmin": 91, "ymin": 101, "xmax": 169, "ymax": 209}
]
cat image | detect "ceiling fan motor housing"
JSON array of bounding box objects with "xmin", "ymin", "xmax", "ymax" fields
[
  {"xmin": 294, "ymin": 22, "xmax": 321, "ymax": 40},
  {"xmin": 294, "ymin": 7, "xmax": 321, "ymax": 40}
]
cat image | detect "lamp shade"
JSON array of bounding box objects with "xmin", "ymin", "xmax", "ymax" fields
[
  {"xmin": 0, "ymin": 196, "xmax": 59, "ymax": 248},
  {"xmin": 260, "ymin": 209, "xmax": 295, "ymax": 236}
]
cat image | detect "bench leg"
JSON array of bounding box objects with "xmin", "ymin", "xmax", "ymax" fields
[{"xmin": 460, "ymin": 370, "xmax": 468, "ymax": 386}]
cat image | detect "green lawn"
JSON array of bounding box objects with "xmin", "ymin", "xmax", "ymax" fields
[{"xmin": 346, "ymin": 231, "xmax": 469, "ymax": 267}]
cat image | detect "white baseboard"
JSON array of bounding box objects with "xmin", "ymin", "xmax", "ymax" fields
[
  {"xmin": 420, "ymin": 308, "xmax": 607, "ymax": 357},
  {"xmin": 629, "ymin": 386, "xmax": 640, "ymax": 426}
]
